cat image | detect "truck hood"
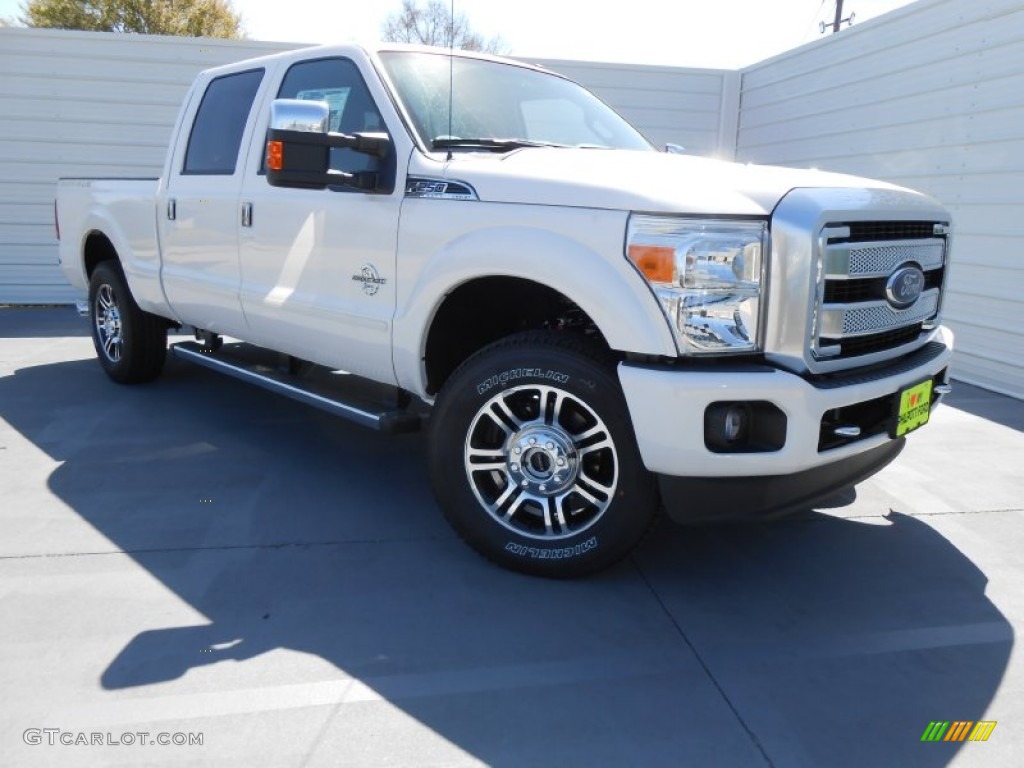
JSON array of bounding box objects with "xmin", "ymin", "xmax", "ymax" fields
[{"xmin": 435, "ymin": 148, "xmax": 904, "ymax": 215}]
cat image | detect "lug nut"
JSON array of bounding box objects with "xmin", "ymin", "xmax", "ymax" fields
[
  {"xmin": 511, "ymin": 463, "xmax": 520, "ymax": 472},
  {"xmin": 546, "ymin": 442, "xmax": 554, "ymax": 450},
  {"xmin": 529, "ymin": 438, "xmax": 537, "ymax": 445}
]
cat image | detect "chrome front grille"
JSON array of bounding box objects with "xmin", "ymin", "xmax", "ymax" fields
[
  {"xmin": 842, "ymin": 242, "xmax": 944, "ymax": 276},
  {"xmin": 820, "ymin": 290, "xmax": 940, "ymax": 336},
  {"xmin": 813, "ymin": 222, "xmax": 948, "ymax": 361}
]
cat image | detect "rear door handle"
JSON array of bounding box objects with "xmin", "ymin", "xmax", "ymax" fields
[
  {"xmin": 241, "ymin": 202, "xmax": 253, "ymax": 228},
  {"xmin": 167, "ymin": 198, "xmax": 176, "ymax": 221}
]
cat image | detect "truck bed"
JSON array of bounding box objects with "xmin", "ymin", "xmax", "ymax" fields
[{"xmin": 57, "ymin": 177, "xmax": 168, "ymax": 315}]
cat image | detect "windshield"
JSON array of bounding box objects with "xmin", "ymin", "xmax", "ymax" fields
[{"xmin": 378, "ymin": 51, "xmax": 653, "ymax": 152}]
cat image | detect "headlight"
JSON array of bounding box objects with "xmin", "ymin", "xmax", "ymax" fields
[{"xmin": 626, "ymin": 215, "xmax": 768, "ymax": 354}]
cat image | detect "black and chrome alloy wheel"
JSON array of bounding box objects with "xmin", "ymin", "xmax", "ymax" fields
[
  {"xmin": 465, "ymin": 383, "xmax": 618, "ymax": 541},
  {"xmin": 429, "ymin": 331, "xmax": 659, "ymax": 577}
]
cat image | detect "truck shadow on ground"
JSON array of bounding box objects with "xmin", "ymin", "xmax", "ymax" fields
[{"xmin": 1, "ymin": 352, "xmax": 1013, "ymax": 768}]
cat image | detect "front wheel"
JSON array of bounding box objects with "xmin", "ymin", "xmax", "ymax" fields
[
  {"xmin": 428, "ymin": 332, "xmax": 659, "ymax": 577},
  {"xmin": 89, "ymin": 261, "xmax": 167, "ymax": 384}
]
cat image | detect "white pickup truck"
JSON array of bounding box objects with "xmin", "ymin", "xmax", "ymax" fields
[{"xmin": 57, "ymin": 43, "xmax": 954, "ymax": 577}]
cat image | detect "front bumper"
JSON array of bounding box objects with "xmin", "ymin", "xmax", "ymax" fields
[
  {"xmin": 656, "ymin": 439, "xmax": 905, "ymax": 523},
  {"xmin": 618, "ymin": 327, "xmax": 953, "ymax": 478}
]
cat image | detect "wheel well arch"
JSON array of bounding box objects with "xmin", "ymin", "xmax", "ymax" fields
[
  {"xmin": 424, "ymin": 276, "xmax": 611, "ymax": 395},
  {"xmin": 83, "ymin": 231, "xmax": 118, "ymax": 279}
]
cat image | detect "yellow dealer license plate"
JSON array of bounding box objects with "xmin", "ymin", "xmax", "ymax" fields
[{"xmin": 893, "ymin": 379, "xmax": 933, "ymax": 437}]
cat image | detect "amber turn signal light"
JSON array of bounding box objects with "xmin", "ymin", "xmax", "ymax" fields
[
  {"xmin": 266, "ymin": 140, "xmax": 284, "ymax": 171},
  {"xmin": 627, "ymin": 244, "xmax": 675, "ymax": 284}
]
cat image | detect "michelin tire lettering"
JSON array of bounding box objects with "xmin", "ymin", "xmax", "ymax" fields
[
  {"xmin": 505, "ymin": 536, "xmax": 598, "ymax": 560},
  {"xmin": 477, "ymin": 368, "xmax": 570, "ymax": 395}
]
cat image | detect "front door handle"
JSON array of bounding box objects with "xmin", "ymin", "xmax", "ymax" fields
[
  {"xmin": 241, "ymin": 202, "xmax": 253, "ymax": 228},
  {"xmin": 167, "ymin": 198, "xmax": 176, "ymax": 221}
]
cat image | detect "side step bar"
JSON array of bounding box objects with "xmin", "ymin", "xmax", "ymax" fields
[{"xmin": 170, "ymin": 341, "xmax": 421, "ymax": 434}]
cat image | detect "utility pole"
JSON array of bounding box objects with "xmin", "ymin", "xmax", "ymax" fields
[
  {"xmin": 820, "ymin": 0, "xmax": 855, "ymax": 35},
  {"xmin": 832, "ymin": 0, "xmax": 845, "ymax": 33}
]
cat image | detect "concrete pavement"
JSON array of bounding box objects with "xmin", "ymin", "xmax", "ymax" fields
[{"xmin": 1, "ymin": 307, "xmax": 1022, "ymax": 767}]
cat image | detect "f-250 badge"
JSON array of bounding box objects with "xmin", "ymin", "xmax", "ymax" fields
[{"xmin": 352, "ymin": 264, "xmax": 387, "ymax": 296}]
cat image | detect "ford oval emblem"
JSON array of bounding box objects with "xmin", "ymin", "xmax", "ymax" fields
[{"xmin": 885, "ymin": 264, "xmax": 925, "ymax": 309}]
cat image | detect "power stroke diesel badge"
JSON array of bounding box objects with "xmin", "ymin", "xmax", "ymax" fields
[{"xmin": 352, "ymin": 264, "xmax": 387, "ymax": 296}]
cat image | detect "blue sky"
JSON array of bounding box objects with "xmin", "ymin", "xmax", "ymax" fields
[{"xmin": 1, "ymin": 0, "xmax": 918, "ymax": 68}]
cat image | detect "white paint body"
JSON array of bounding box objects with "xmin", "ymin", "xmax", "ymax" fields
[{"xmin": 56, "ymin": 43, "xmax": 954, "ymax": 479}]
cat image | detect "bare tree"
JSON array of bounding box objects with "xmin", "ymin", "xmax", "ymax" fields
[{"xmin": 381, "ymin": 0, "xmax": 505, "ymax": 54}]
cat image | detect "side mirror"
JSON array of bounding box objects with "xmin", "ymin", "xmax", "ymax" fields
[
  {"xmin": 265, "ymin": 99, "xmax": 392, "ymax": 192},
  {"xmin": 665, "ymin": 143, "xmax": 686, "ymax": 155}
]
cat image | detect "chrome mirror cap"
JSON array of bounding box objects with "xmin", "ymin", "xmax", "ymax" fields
[{"xmin": 270, "ymin": 99, "xmax": 329, "ymax": 133}]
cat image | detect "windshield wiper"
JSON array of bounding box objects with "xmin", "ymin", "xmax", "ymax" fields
[{"xmin": 431, "ymin": 137, "xmax": 565, "ymax": 152}]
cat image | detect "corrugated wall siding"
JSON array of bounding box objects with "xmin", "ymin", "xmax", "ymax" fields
[
  {"xmin": 0, "ymin": 28, "xmax": 301, "ymax": 304},
  {"xmin": 0, "ymin": 27, "xmax": 732, "ymax": 306},
  {"xmin": 531, "ymin": 58, "xmax": 739, "ymax": 157},
  {"xmin": 736, "ymin": 0, "xmax": 1024, "ymax": 399}
]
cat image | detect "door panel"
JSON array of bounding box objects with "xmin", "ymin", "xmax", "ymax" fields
[
  {"xmin": 238, "ymin": 57, "xmax": 402, "ymax": 383},
  {"xmin": 159, "ymin": 68, "xmax": 264, "ymax": 335},
  {"xmin": 237, "ymin": 190, "xmax": 400, "ymax": 380}
]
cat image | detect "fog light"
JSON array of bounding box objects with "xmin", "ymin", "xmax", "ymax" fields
[
  {"xmin": 724, "ymin": 405, "xmax": 747, "ymax": 443},
  {"xmin": 704, "ymin": 401, "xmax": 787, "ymax": 454}
]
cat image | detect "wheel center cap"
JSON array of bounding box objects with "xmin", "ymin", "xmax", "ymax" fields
[
  {"xmin": 526, "ymin": 450, "xmax": 553, "ymax": 478},
  {"xmin": 507, "ymin": 426, "xmax": 578, "ymax": 496},
  {"xmin": 103, "ymin": 308, "xmax": 121, "ymax": 338}
]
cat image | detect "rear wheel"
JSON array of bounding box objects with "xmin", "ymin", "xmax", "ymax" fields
[
  {"xmin": 428, "ymin": 332, "xmax": 659, "ymax": 577},
  {"xmin": 89, "ymin": 261, "xmax": 167, "ymax": 384}
]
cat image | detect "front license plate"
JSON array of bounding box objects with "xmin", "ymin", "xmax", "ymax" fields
[{"xmin": 893, "ymin": 379, "xmax": 933, "ymax": 437}]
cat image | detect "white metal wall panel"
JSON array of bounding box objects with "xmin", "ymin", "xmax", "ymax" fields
[
  {"xmin": 530, "ymin": 58, "xmax": 739, "ymax": 157},
  {"xmin": 736, "ymin": 0, "xmax": 1024, "ymax": 399},
  {"xmin": 0, "ymin": 27, "xmax": 303, "ymax": 304}
]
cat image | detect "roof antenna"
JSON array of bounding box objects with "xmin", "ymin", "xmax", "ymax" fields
[{"xmin": 447, "ymin": 0, "xmax": 454, "ymax": 162}]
